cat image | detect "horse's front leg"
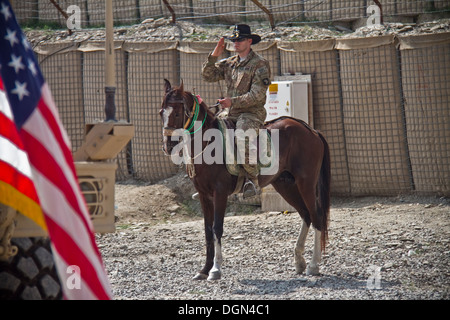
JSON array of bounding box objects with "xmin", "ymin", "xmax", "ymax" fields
[
  {"xmin": 207, "ymin": 191, "xmax": 228, "ymax": 280},
  {"xmin": 193, "ymin": 193, "xmax": 214, "ymax": 280},
  {"xmin": 207, "ymin": 234, "xmax": 223, "ymax": 280}
]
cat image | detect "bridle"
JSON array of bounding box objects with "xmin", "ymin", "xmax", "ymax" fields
[
  {"xmin": 161, "ymin": 92, "xmax": 209, "ymax": 178},
  {"xmin": 162, "ymin": 93, "xmax": 207, "ymax": 137}
]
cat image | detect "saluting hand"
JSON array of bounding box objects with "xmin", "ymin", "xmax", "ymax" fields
[{"xmin": 212, "ymin": 37, "xmax": 225, "ymax": 57}]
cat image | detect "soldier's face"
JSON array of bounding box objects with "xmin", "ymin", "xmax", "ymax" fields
[{"xmin": 233, "ymin": 38, "xmax": 252, "ymax": 54}]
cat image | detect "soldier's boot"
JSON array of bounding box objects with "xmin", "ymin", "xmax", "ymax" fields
[
  {"xmin": 242, "ymin": 165, "xmax": 261, "ymax": 199},
  {"xmin": 243, "ymin": 178, "xmax": 261, "ymax": 199}
]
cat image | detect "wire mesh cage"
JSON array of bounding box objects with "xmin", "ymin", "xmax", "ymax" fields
[
  {"xmin": 80, "ymin": 42, "xmax": 132, "ymax": 180},
  {"xmin": 36, "ymin": 43, "xmax": 85, "ymax": 153},
  {"xmin": 337, "ymin": 36, "xmax": 412, "ymax": 195},
  {"xmin": 279, "ymin": 39, "xmax": 351, "ymax": 195},
  {"xmin": 125, "ymin": 42, "xmax": 180, "ymax": 182},
  {"xmin": 399, "ymin": 33, "xmax": 450, "ymax": 195}
]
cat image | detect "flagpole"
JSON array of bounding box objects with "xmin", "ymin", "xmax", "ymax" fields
[{"xmin": 104, "ymin": 0, "xmax": 116, "ymax": 121}]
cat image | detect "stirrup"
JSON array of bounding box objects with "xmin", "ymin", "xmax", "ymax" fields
[
  {"xmin": 192, "ymin": 192, "xmax": 199, "ymax": 201},
  {"xmin": 242, "ymin": 180, "xmax": 261, "ymax": 199}
]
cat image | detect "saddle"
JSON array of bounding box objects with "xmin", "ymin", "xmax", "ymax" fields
[{"xmin": 216, "ymin": 117, "xmax": 272, "ymax": 195}]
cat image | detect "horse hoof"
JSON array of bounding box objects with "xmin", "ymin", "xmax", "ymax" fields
[
  {"xmin": 207, "ymin": 270, "xmax": 221, "ymax": 281},
  {"xmin": 306, "ymin": 265, "xmax": 320, "ymax": 276},
  {"xmin": 192, "ymin": 272, "xmax": 208, "ymax": 280},
  {"xmin": 295, "ymin": 264, "xmax": 306, "ymax": 275},
  {"xmin": 294, "ymin": 255, "xmax": 306, "ymax": 274}
]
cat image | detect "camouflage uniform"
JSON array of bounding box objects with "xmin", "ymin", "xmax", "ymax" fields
[{"xmin": 202, "ymin": 50, "xmax": 271, "ymax": 177}]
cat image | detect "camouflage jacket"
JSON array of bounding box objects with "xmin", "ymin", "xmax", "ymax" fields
[{"xmin": 202, "ymin": 49, "xmax": 271, "ymax": 123}]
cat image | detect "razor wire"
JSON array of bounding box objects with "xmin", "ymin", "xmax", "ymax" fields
[{"xmin": 13, "ymin": 0, "xmax": 450, "ymax": 30}]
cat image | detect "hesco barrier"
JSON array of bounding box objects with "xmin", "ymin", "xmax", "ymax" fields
[
  {"xmin": 278, "ymin": 39, "xmax": 349, "ymax": 195},
  {"xmin": 35, "ymin": 32, "xmax": 450, "ymax": 196},
  {"xmin": 36, "ymin": 43, "xmax": 85, "ymax": 152},
  {"xmin": 178, "ymin": 42, "xmax": 225, "ymax": 108},
  {"xmin": 125, "ymin": 42, "xmax": 180, "ymax": 181},
  {"xmin": 337, "ymin": 35, "xmax": 411, "ymax": 196},
  {"xmin": 399, "ymin": 34, "xmax": 450, "ymax": 195}
]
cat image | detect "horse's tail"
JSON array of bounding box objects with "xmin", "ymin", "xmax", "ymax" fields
[{"xmin": 317, "ymin": 132, "xmax": 331, "ymax": 252}]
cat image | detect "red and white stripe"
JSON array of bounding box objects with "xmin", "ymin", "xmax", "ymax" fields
[
  {"xmin": 0, "ymin": 79, "xmax": 44, "ymax": 228},
  {"xmin": 1, "ymin": 78, "xmax": 112, "ymax": 299},
  {"xmin": 1, "ymin": 0, "xmax": 112, "ymax": 299},
  {"xmin": 21, "ymin": 84, "xmax": 112, "ymax": 299}
]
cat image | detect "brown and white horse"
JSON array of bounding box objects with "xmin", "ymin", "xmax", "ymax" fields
[{"xmin": 160, "ymin": 79, "xmax": 331, "ymax": 280}]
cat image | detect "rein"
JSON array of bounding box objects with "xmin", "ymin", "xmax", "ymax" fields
[
  {"xmin": 183, "ymin": 95, "xmax": 207, "ymax": 135},
  {"xmin": 163, "ymin": 94, "xmax": 207, "ymax": 137},
  {"xmin": 162, "ymin": 93, "xmax": 209, "ymax": 178}
]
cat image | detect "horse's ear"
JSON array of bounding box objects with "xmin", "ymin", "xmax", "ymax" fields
[
  {"xmin": 179, "ymin": 79, "xmax": 184, "ymax": 92},
  {"xmin": 164, "ymin": 79, "xmax": 171, "ymax": 94}
]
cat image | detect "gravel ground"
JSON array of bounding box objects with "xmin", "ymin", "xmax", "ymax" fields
[{"xmin": 96, "ymin": 176, "xmax": 449, "ymax": 300}]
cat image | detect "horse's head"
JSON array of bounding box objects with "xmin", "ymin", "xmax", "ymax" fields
[
  {"xmin": 160, "ymin": 79, "xmax": 216, "ymax": 155},
  {"xmin": 160, "ymin": 79, "xmax": 199, "ymax": 155}
]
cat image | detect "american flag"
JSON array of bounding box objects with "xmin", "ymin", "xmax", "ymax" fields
[{"xmin": 0, "ymin": 0, "xmax": 112, "ymax": 299}]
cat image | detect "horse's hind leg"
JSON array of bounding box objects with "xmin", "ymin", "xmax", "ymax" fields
[
  {"xmin": 294, "ymin": 221, "xmax": 321, "ymax": 276},
  {"xmin": 271, "ymin": 179, "xmax": 310, "ymax": 274},
  {"xmin": 295, "ymin": 220, "xmax": 309, "ymax": 274},
  {"xmin": 307, "ymin": 228, "xmax": 321, "ymax": 276},
  {"xmin": 272, "ymin": 175, "xmax": 322, "ymax": 276},
  {"xmin": 296, "ymin": 178, "xmax": 322, "ymax": 276}
]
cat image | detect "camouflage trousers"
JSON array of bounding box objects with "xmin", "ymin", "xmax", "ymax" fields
[{"xmin": 232, "ymin": 113, "xmax": 263, "ymax": 178}]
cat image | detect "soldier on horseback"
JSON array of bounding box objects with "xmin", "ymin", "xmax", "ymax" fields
[{"xmin": 201, "ymin": 24, "xmax": 272, "ymax": 198}]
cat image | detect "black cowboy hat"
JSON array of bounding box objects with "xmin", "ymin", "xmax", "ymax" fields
[{"xmin": 225, "ymin": 24, "xmax": 261, "ymax": 45}]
